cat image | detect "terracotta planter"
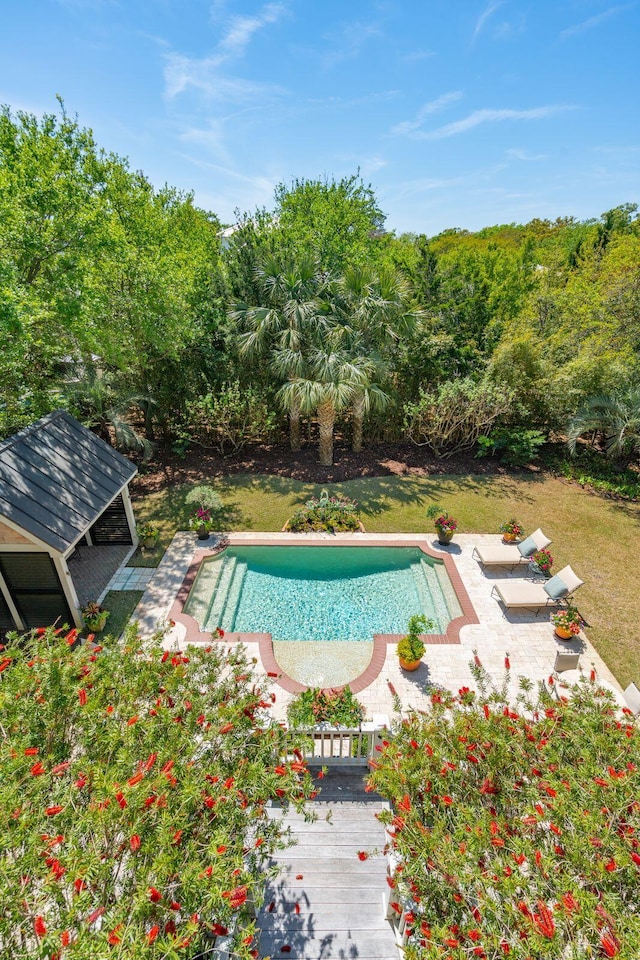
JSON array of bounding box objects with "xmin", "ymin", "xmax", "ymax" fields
[
  {"xmin": 502, "ymin": 533, "xmax": 516, "ymax": 543},
  {"xmin": 399, "ymin": 657, "xmax": 422, "ymax": 672},
  {"xmin": 554, "ymin": 626, "xmax": 574, "ymax": 641},
  {"xmin": 436, "ymin": 529, "xmax": 453, "ymax": 545}
]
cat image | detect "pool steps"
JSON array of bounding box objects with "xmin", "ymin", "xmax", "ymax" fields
[
  {"xmin": 187, "ymin": 552, "xmax": 460, "ymax": 636},
  {"xmin": 204, "ymin": 556, "xmax": 238, "ymax": 629}
]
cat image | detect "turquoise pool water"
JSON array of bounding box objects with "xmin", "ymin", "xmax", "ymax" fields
[{"xmin": 184, "ymin": 545, "xmax": 462, "ymax": 642}]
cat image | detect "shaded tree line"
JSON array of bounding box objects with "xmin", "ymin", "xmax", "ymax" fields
[{"xmin": 2, "ymin": 101, "xmax": 639, "ymax": 469}]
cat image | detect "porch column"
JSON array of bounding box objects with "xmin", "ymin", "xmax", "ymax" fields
[
  {"xmin": 52, "ymin": 552, "xmax": 83, "ymax": 629},
  {"xmin": 121, "ymin": 484, "xmax": 139, "ymax": 548}
]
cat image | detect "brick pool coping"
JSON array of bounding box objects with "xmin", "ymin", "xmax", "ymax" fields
[{"xmin": 169, "ymin": 533, "xmax": 479, "ymax": 694}]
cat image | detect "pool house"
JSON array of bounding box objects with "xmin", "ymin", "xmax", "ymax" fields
[{"xmin": 0, "ymin": 410, "xmax": 137, "ymax": 633}]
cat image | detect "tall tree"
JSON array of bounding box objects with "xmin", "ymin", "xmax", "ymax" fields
[
  {"xmin": 273, "ymin": 173, "xmax": 385, "ymax": 274},
  {"xmin": 231, "ymin": 256, "xmax": 328, "ymax": 451}
]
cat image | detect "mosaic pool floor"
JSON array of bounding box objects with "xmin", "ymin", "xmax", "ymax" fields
[{"xmin": 273, "ymin": 640, "xmax": 374, "ymax": 687}]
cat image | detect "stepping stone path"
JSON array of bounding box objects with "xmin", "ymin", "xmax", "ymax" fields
[{"xmin": 257, "ymin": 769, "xmax": 398, "ymax": 960}]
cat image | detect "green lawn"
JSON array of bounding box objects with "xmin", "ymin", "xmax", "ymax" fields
[
  {"xmin": 101, "ymin": 590, "xmax": 144, "ymax": 639},
  {"xmin": 133, "ymin": 473, "xmax": 640, "ymax": 688}
]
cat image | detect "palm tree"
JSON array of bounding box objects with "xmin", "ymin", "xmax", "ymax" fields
[
  {"xmin": 277, "ymin": 340, "xmax": 367, "ymax": 466},
  {"xmin": 64, "ymin": 368, "xmax": 153, "ymax": 457},
  {"xmin": 332, "ymin": 265, "xmax": 417, "ymax": 451},
  {"xmin": 567, "ymin": 385, "xmax": 640, "ymax": 464},
  {"xmin": 230, "ymin": 256, "xmax": 328, "ymax": 451}
]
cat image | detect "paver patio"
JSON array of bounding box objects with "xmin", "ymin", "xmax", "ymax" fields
[{"xmin": 123, "ymin": 531, "xmax": 621, "ymax": 722}]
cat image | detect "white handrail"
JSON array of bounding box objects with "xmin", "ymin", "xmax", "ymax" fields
[{"xmin": 284, "ymin": 720, "xmax": 388, "ymax": 766}]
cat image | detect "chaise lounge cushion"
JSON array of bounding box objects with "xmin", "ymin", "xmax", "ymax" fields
[
  {"xmin": 543, "ymin": 574, "xmax": 569, "ymax": 600},
  {"xmin": 517, "ymin": 528, "xmax": 551, "ymax": 558},
  {"xmin": 544, "ymin": 564, "xmax": 584, "ymax": 598}
]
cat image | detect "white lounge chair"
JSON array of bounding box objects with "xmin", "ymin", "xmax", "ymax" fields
[
  {"xmin": 492, "ymin": 564, "xmax": 584, "ymax": 611},
  {"xmin": 472, "ymin": 528, "xmax": 551, "ymax": 569}
]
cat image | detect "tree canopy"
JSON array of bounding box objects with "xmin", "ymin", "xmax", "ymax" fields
[
  {"xmin": 368, "ymin": 660, "xmax": 640, "ymax": 959},
  {"xmin": 0, "ymin": 626, "xmax": 313, "ymax": 959}
]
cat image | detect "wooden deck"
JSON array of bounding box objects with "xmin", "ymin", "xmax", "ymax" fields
[{"xmin": 257, "ymin": 769, "xmax": 398, "ymax": 960}]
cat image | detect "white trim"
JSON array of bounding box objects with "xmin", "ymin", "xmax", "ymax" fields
[
  {"xmin": 0, "ymin": 568, "xmax": 23, "ymax": 630},
  {"xmin": 121, "ymin": 484, "xmax": 139, "ymax": 547}
]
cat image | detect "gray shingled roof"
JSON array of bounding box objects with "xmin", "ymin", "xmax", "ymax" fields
[{"xmin": 0, "ymin": 410, "xmax": 137, "ymax": 554}]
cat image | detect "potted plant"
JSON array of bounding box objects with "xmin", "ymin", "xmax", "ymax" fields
[
  {"xmin": 426, "ymin": 505, "xmax": 458, "ymax": 545},
  {"xmin": 189, "ymin": 507, "xmax": 214, "ymax": 540},
  {"xmin": 551, "ymin": 605, "xmax": 583, "ymax": 640},
  {"xmin": 185, "ymin": 484, "xmax": 223, "ymax": 540},
  {"xmin": 81, "ymin": 601, "xmax": 109, "ymax": 633},
  {"xmin": 136, "ymin": 521, "xmax": 160, "ymax": 551},
  {"xmin": 529, "ymin": 547, "xmax": 553, "ymax": 577},
  {"xmin": 499, "ymin": 519, "xmax": 524, "ymax": 543},
  {"xmin": 397, "ymin": 614, "xmax": 434, "ymax": 671}
]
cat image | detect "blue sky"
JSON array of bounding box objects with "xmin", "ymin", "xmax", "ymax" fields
[{"xmin": 1, "ymin": 1, "xmax": 638, "ymax": 234}]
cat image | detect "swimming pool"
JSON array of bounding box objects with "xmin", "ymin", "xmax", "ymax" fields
[{"xmin": 184, "ymin": 545, "xmax": 462, "ymax": 642}]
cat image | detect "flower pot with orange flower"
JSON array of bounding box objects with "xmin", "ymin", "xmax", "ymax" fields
[
  {"xmin": 498, "ymin": 519, "xmax": 524, "ymax": 543},
  {"xmin": 551, "ymin": 605, "xmax": 583, "ymax": 641}
]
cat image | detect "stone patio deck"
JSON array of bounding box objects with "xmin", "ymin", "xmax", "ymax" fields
[{"xmin": 126, "ymin": 531, "xmax": 621, "ymax": 721}]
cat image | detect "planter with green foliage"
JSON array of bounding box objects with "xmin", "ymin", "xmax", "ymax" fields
[
  {"xmin": 396, "ymin": 614, "xmax": 434, "ymax": 670},
  {"xmin": 81, "ymin": 600, "xmax": 110, "ymax": 633},
  {"xmin": 136, "ymin": 521, "xmax": 160, "ymax": 551},
  {"xmin": 426, "ymin": 505, "xmax": 458, "ymax": 545},
  {"xmin": 287, "ymin": 686, "xmax": 366, "ymax": 728},
  {"xmin": 285, "ymin": 490, "xmax": 362, "ymax": 533}
]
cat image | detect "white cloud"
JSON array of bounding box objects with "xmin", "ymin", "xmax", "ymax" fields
[
  {"xmin": 506, "ymin": 147, "xmax": 548, "ymax": 161},
  {"xmin": 164, "ymin": 53, "xmax": 284, "ymax": 101},
  {"xmin": 322, "ymin": 19, "xmax": 383, "ymax": 69},
  {"xmin": 473, "ymin": 1, "xmax": 505, "ymax": 41},
  {"xmin": 400, "ymin": 49, "xmax": 435, "ymax": 63},
  {"xmin": 164, "ymin": 1, "xmax": 287, "ymax": 99},
  {"xmin": 219, "ymin": 3, "xmax": 285, "ymax": 56},
  {"xmin": 415, "ymin": 105, "xmax": 573, "ymax": 141},
  {"xmin": 560, "ymin": 3, "xmax": 633, "ymax": 39},
  {"xmin": 389, "ymin": 92, "xmax": 463, "ymax": 137}
]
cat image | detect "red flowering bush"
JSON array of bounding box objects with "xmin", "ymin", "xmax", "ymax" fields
[
  {"xmin": 368, "ymin": 658, "xmax": 640, "ymax": 959},
  {"xmin": 0, "ymin": 627, "xmax": 314, "ymax": 958}
]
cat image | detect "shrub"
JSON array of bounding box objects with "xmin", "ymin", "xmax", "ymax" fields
[
  {"xmin": 404, "ymin": 379, "xmax": 512, "ymax": 459},
  {"xmin": 367, "ymin": 656, "xmax": 640, "ymax": 959},
  {"xmin": 182, "ymin": 381, "xmax": 278, "ymax": 454},
  {"xmin": 477, "ymin": 426, "xmax": 546, "ymax": 466},
  {"xmin": 0, "ymin": 626, "xmax": 314, "ymax": 958},
  {"xmin": 287, "ymin": 490, "xmax": 360, "ymax": 532},
  {"xmin": 287, "ymin": 686, "xmax": 366, "ymax": 728}
]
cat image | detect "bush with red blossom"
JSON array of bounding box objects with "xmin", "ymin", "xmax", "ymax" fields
[
  {"xmin": 368, "ymin": 656, "xmax": 640, "ymax": 959},
  {"xmin": 0, "ymin": 626, "xmax": 314, "ymax": 958}
]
